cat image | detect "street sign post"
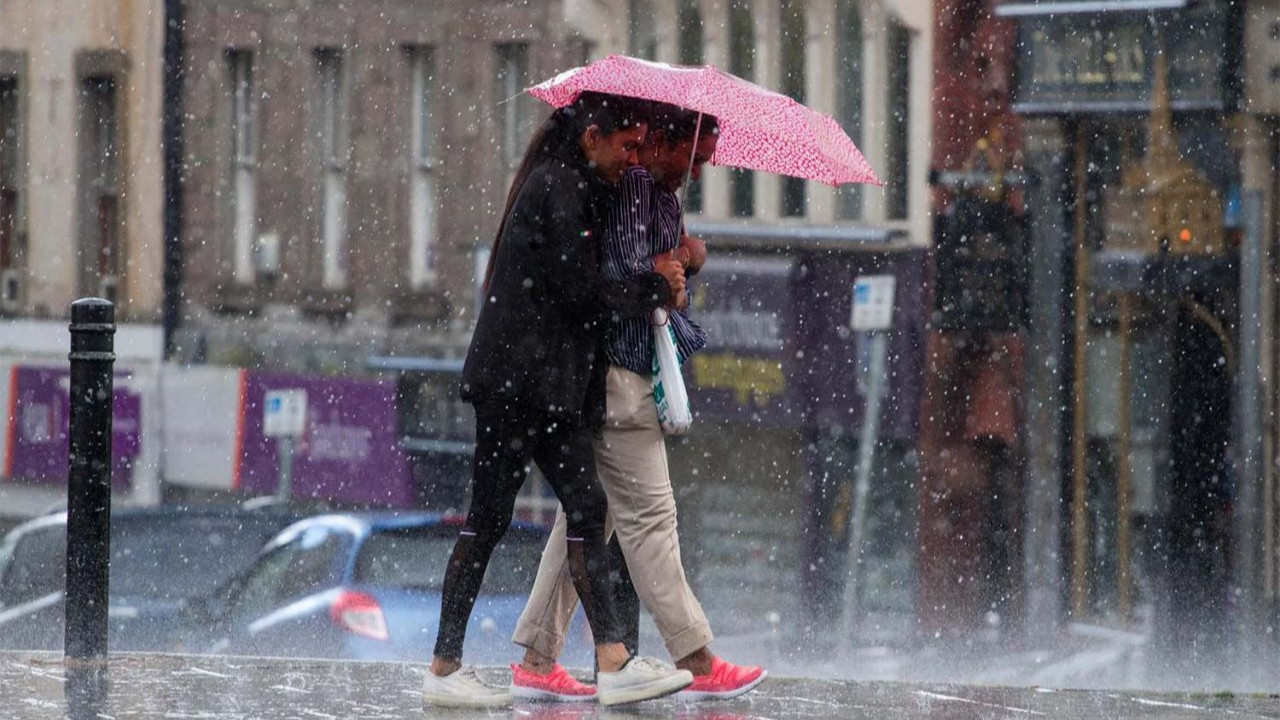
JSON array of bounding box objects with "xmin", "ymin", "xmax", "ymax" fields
[
  {"xmin": 264, "ymin": 389, "xmax": 307, "ymax": 500},
  {"xmin": 842, "ymin": 275, "xmax": 896, "ymax": 650}
]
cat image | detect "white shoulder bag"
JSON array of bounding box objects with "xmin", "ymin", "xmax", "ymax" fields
[{"xmin": 652, "ymin": 308, "xmax": 693, "ymax": 435}]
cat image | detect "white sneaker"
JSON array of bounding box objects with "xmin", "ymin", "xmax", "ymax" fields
[
  {"xmin": 422, "ymin": 666, "xmax": 512, "ymax": 708},
  {"xmin": 596, "ymin": 656, "xmax": 694, "ymax": 707}
]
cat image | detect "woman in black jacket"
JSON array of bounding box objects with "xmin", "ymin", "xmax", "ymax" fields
[{"xmin": 424, "ymin": 93, "xmax": 691, "ymax": 708}]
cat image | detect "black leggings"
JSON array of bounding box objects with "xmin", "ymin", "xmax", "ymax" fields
[
  {"xmin": 608, "ymin": 535, "xmax": 641, "ymax": 656},
  {"xmin": 433, "ymin": 404, "xmax": 623, "ymax": 660}
]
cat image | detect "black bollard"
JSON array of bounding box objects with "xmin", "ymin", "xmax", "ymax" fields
[{"xmin": 65, "ymin": 298, "xmax": 116, "ymax": 661}]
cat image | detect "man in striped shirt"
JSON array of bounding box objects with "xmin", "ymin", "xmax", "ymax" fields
[{"xmin": 512, "ymin": 103, "xmax": 767, "ymax": 703}]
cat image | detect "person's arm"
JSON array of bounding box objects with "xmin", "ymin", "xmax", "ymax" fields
[
  {"xmin": 534, "ymin": 168, "xmax": 679, "ymax": 321},
  {"xmin": 603, "ymin": 170, "xmax": 659, "ymax": 280},
  {"xmin": 607, "ymin": 171, "xmax": 691, "ymax": 311}
]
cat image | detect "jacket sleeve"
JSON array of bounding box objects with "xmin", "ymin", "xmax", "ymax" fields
[{"xmin": 534, "ymin": 169, "xmax": 673, "ymax": 322}]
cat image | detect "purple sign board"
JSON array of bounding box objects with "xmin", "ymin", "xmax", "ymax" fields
[
  {"xmin": 236, "ymin": 372, "xmax": 414, "ymax": 507},
  {"xmin": 790, "ymin": 249, "xmax": 926, "ymax": 441},
  {"xmin": 6, "ymin": 366, "xmax": 142, "ymax": 489}
]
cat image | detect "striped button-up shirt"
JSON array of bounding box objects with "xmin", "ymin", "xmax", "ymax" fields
[{"xmin": 603, "ymin": 166, "xmax": 708, "ymax": 376}]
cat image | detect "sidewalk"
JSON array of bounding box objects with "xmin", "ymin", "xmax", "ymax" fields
[{"xmin": 3, "ymin": 651, "xmax": 1278, "ymax": 720}]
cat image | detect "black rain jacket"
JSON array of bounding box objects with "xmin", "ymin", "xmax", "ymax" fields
[{"xmin": 461, "ymin": 144, "xmax": 672, "ymax": 429}]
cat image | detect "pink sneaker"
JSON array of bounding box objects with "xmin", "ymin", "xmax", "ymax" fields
[
  {"xmin": 674, "ymin": 657, "xmax": 767, "ymax": 702},
  {"xmin": 510, "ymin": 663, "xmax": 597, "ymax": 703}
]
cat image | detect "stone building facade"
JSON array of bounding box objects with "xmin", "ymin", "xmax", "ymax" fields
[
  {"xmin": 0, "ymin": 0, "xmax": 167, "ymax": 519},
  {"xmin": 174, "ymin": 0, "xmax": 932, "ymax": 373},
  {"xmin": 0, "ymin": 0, "xmax": 166, "ymax": 322}
]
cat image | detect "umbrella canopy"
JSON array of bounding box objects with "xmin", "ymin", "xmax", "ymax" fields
[{"xmin": 527, "ymin": 54, "xmax": 881, "ymax": 187}]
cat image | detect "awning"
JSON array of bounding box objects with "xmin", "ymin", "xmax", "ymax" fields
[
  {"xmin": 686, "ymin": 221, "xmax": 906, "ymax": 250},
  {"xmin": 365, "ymin": 355, "xmax": 463, "ymax": 373},
  {"xmin": 995, "ymin": 0, "xmax": 1186, "ymax": 16}
]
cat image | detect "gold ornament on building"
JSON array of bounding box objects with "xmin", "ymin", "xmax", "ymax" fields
[{"xmin": 1104, "ymin": 51, "xmax": 1223, "ymax": 255}]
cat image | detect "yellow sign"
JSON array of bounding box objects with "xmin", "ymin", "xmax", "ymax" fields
[{"xmin": 690, "ymin": 353, "xmax": 786, "ymax": 408}]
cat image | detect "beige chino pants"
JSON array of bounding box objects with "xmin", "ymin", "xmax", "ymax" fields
[{"xmin": 512, "ymin": 366, "xmax": 713, "ymax": 661}]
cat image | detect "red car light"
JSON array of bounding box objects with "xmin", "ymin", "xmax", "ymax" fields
[{"xmin": 329, "ymin": 590, "xmax": 389, "ymax": 641}]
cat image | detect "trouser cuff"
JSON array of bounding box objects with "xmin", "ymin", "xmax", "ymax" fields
[
  {"xmin": 512, "ymin": 622, "xmax": 567, "ymax": 661},
  {"xmin": 664, "ymin": 623, "xmax": 715, "ymax": 663}
]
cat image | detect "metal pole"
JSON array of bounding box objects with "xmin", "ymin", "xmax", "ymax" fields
[
  {"xmin": 1234, "ymin": 189, "xmax": 1265, "ymax": 680},
  {"xmin": 276, "ymin": 437, "xmax": 294, "ymax": 501},
  {"xmin": 1022, "ymin": 118, "xmax": 1068, "ymax": 641},
  {"xmin": 840, "ymin": 330, "xmax": 887, "ymax": 648},
  {"xmin": 65, "ymin": 298, "xmax": 116, "ymax": 661},
  {"xmin": 1070, "ymin": 123, "xmax": 1091, "ymax": 619},
  {"xmin": 1117, "ymin": 292, "xmax": 1134, "ymax": 616}
]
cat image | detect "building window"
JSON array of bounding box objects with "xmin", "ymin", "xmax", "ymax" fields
[
  {"xmin": 228, "ymin": 50, "xmax": 257, "ymax": 284},
  {"xmin": 677, "ymin": 0, "xmax": 705, "ymax": 213},
  {"xmin": 629, "ymin": 0, "xmax": 658, "ymax": 60},
  {"xmin": 779, "ymin": 0, "xmax": 806, "ymax": 217},
  {"xmin": 315, "ymin": 49, "xmax": 347, "ymax": 288},
  {"xmin": 408, "ymin": 47, "xmax": 438, "ymax": 289},
  {"xmin": 0, "ymin": 76, "xmax": 19, "ymax": 276},
  {"xmin": 728, "ymin": 0, "xmax": 755, "ymax": 217},
  {"xmin": 79, "ymin": 76, "xmax": 121, "ymax": 302},
  {"xmin": 836, "ymin": 0, "xmax": 863, "ymax": 220},
  {"xmin": 495, "ymin": 43, "xmax": 532, "ymax": 169},
  {"xmin": 886, "ymin": 19, "xmax": 911, "ymax": 220}
]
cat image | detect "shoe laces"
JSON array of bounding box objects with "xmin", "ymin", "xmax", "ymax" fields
[
  {"xmin": 626, "ymin": 656, "xmax": 671, "ymax": 675},
  {"xmin": 452, "ymin": 666, "xmax": 492, "ymax": 689}
]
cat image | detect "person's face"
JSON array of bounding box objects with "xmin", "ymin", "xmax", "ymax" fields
[
  {"xmin": 582, "ymin": 123, "xmax": 647, "ymax": 184},
  {"xmin": 647, "ymin": 132, "xmax": 719, "ymax": 194}
]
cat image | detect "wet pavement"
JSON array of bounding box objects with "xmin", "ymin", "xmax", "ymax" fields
[{"xmin": 2, "ymin": 651, "xmax": 1279, "ymax": 720}]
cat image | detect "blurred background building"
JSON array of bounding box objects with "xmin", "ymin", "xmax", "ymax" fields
[
  {"xmin": 930, "ymin": 0, "xmax": 1280, "ymax": 686},
  {"xmin": 1, "ymin": 0, "xmax": 1278, "ymax": 687},
  {"xmin": 0, "ymin": 0, "xmax": 167, "ymax": 517}
]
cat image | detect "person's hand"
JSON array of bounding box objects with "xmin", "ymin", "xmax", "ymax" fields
[
  {"xmin": 680, "ymin": 234, "xmax": 707, "ymax": 274},
  {"xmin": 669, "ymin": 288, "xmax": 689, "ymax": 311},
  {"xmin": 654, "ymin": 252, "xmax": 687, "ymax": 298}
]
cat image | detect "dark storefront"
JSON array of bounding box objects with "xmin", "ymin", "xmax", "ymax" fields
[
  {"xmin": 1001, "ymin": 0, "xmax": 1246, "ymax": 679},
  {"xmin": 676, "ymin": 228, "xmax": 927, "ymax": 645}
]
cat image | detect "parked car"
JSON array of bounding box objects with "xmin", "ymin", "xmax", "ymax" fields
[
  {"xmin": 191, "ymin": 512, "xmax": 589, "ymax": 664},
  {"xmin": 0, "ymin": 505, "xmax": 302, "ymax": 651}
]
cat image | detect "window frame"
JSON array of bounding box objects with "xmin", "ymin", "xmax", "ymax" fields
[
  {"xmin": 779, "ymin": 0, "xmax": 807, "ymax": 218},
  {"xmin": 0, "ymin": 74, "xmax": 21, "ymax": 272},
  {"xmin": 727, "ymin": 0, "xmax": 756, "ymax": 217},
  {"xmin": 228, "ymin": 50, "xmax": 258, "ymax": 284},
  {"xmin": 313, "ymin": 47, "xmax": 349, "ymax": 289},
  {"xmin": 836, "ymin": 0, "xmax": 865, "ymax": 220},
  {"xmin": 494, "ymin": 43, "xmax": 531, "ymax": 170},
  {"xmin": 407, "ymin": 46, "xmax": 438, "ymax": 288}
]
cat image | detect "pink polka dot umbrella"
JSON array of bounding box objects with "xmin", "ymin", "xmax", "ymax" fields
[{"xmin": 527, "ymin": 54, "xmax": 882, "ymax": 187}]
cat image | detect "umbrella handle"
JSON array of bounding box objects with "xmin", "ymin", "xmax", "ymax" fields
[{"xmin": 677, "ymin": 111, "xmax": 704, "ymax": 213}]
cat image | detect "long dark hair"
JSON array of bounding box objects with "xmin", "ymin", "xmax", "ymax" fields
[{"xmin": 482, "ymin": 92, "xmax": 648, "ymax": 292}]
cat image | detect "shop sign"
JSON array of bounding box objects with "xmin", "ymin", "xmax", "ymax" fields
[
  {"xmin": 6, "ymin": 366, "xmax": 141, "ymax": 488},
  {"xmin": 235, "ymin": 373, "xmax": 414, "ymax": 507},
  {"xmin": 1010, "ymin": 1, "xmax": 1229, "ymax": 112},
  {"xmin": 687, "ymin": 256, "xmax": 798, "ymax": 426}
]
